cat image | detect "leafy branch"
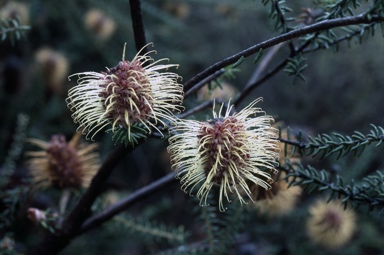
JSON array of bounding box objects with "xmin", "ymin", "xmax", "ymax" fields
[
  {"xmin": 282, "ymin": 163, "xmax": 384, "ymax": 211},
  {"xmin": 279, "ymin": 124, "xmax": 384, "ymax": 159},
  {"xmin": 183, "ymin": 12, "xmax": 384, "ymax": 93},
  {"xmin": 114, "ymin": 215, "xmax": 188, "ymax": 244}
]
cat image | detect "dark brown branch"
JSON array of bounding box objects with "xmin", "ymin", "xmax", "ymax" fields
[
  {"xmin": 31, "ymin": 2, "xmax": 149, "ymax": 254},
  {"xmin": 77, "ymin": 172, "xmax": 177, "ymax": 235},
  {"xmin": 183, "ymin": 13, "xmax": 384, "ymax": 93},
  {"xmin": 129, "ymin": 0, "xmax": 147, "ymax": 53},
  {"xmin": 177, "ymin": 99, "xmax": 228, "ymax": 119},
  {"xmin": 184, "ymin": 69, "xmax": 226, "ymax": 98}
]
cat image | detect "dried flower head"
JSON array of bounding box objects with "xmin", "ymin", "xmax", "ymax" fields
[
  {"xmin": 168, "ymin": 98, "xmax": 279, "ymax": 211},
  {"xmin": 307, "ymin": 199, "xmax": 356, "ymax": 249},
  {"xmin": 35, "ymin": 47, "xmax": 69, "ymax": 94},
  {"xmin": 0, "ymin": 1, "xmax": 29, "ymax": 25},
  {"xmin": 67, "ymin": 44, "xmax": 184, "ymax": 140},
  {"xmin": 252, "ymin": 172, "xmax": 302, "ymax": 217},
  {"xmin": 27, "ymin": 132, "xmax": 100, "ymax": 190},
  {"xmin": 84, "ymin": 9, "xmax": 116, "ymax": 40}
]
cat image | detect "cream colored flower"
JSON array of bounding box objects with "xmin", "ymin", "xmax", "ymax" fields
[
  {"xmin": 0, "ymin": 2, "xmax": 29, "ymax": 25},
  {"xmin": 27, "ymin": 132, "xmax": 100, "ymax": 190},
  {"xmin": 168, "ymin": 98, "xmax": 279, "ymax": 211},
  {"xmin": 35, "ymin": 47, "xmax": 69, "ymax": 94},
  {"xmin": 252, "ymin": 172, "xmax": 302, "ymax": 217},
  {"xmin": 67, "ymin": 44, "xmax": 184, "ymax": 140},
  {"xmin": 84, "ymin": 9, "xmax": 116, "ymax": 40},
  {"xmin": 307, "ymin": 199, "xmax": 356, "ymax": 249}
]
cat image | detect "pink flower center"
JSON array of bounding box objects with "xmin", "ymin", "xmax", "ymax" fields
[
  {"xmin": 46, "ymin": 135, "xmax": 83, "ymax": 189},
  {"xmin": 100, "ymin": 60, "xmax": 153, "ymax": 128},
  {"xmin": 198, "ymin": 117, "xmax": 249, "ymax": 184}
]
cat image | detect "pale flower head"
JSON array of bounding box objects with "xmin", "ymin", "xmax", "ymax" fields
[
  {"xmin": 252, "ymin": 172, "xmax": 302, "ymax": 217},
  {"xmin": 27, "ymin": 132, "xmax": 100, "ymax": 190},
  {"xmin": 35, "ymin": 47, "xmax": 69, "ymax": 94},
  {"xmin": 66, "ymin": 44, "xmax": 184, "ymax": 140},
  {"xmin": 306, "ymin": 199, "xmax": 356, "ymax": 249},
  {"xmin": 84, "ymin": 9, "xmax": 116, "ymax": 40},
  {"xmin": 168, "ymin": 98, "xmax": 280, "ymax": 211},
  {"xmin": 0, "ymin": 2, "xmax": 29, "ymax": 25}
]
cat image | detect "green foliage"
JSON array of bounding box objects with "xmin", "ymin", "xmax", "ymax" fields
[
  {"xmin": 114, "ymin": 215, "xmax": 189, "ymax": 245},
  {"xmin": 280, "ymin": 124, "xmax": 384, "ymax": 159},
  {"xmin": 188, "ymin": 194, "xmax": 248, "ymax": 255},
  {"xmin": 284, "ymin": 162, "xmax": 384, "ymax": 212},
  {"xmin": 262, "ymin": 0, "xmax": 294, "ymax": 32},
  {"xmin": 283, "ymin": 55, "xmax": 308, "ymax": 84},
  {"xmin": 0, "ymin": 17, "xmax": 29, "ymax": 44},
  {"xmin": 107, "ymin": 124, "xmax": 148, "ymax": 147},
  {"xmin": 1, "ymin": 113, "xmax": 29, "ymax": 187},
  {"xmin": 0, "ymin": 186, "xmax": 29, "ymax": 230}
]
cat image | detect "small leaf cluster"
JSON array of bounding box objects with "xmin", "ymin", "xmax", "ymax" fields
[
  {"xmin": 0, "ymin": 17, "xmax": 29, "ymax": 44},
  {"xmin": 262, "ymin": 0, "xmax": 294, "ymax": 32},
  {"xmin": 107, "ymin": 124, "xmax": 148, "ymax": 147},
  {"xmin": 319, "ymin": 0, "xmax": 361, "ymax": 19},
  {"xmin": 283, "ymin": 54, "xmax": 308, "ymax": 84}
]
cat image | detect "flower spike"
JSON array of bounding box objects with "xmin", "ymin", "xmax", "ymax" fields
[
  {"xmin": 168, "ymin": 98, "xmax": 280, "ymax": 211},
  {"xmin": 67, "ymin": 43, "xmax": 184, "ymax": 141}
]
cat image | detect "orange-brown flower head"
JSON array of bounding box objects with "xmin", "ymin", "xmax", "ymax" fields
[
  {"xmin": 168, "ymin": 99, "xmax": 279, "ymax": 211},
  {"xmin": 35, "ymin": 48, "xmax": 69, "ymax": 94},
  {"xmin": 27, "ymin": 132, "xmax": 100, "ymax": 190},
  {"xmin": 252, "ymin": 172, "xmax": 301, "ymax": 217},
  {"xmin": 84, "ymin": 9, "xmax": 116, "ymax": 40},
  {"xmin": 67, "ymin": 44, "xmax": 184, "ymax": 140},
  {"xmin": 307, "ymin": 199, "xmax": 356, "ymax": 249},
  {"xmin": 0, "ymin": 2, "xmax": 29, "ymax": 25}
]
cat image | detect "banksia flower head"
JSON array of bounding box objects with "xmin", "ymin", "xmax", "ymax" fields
[
  {"xmin": 67, "ymin": 44, "xmax": 184, "ymax": 140},
  {"xmin": 0, "ymin": 2, "xmax": 29, "ymax": 25},
  {"xmin": 35, "ymin": 47, "xmax": 69, "ymax": 94},
  {"xmin": 84, "ymin": 9, "xmax": 116, "ymax": 40},
  {"xmin": 252, "ymin": 172, "xmax": 301, "ymax": 217},
  {"xmin": 168, "ymin": 98, "xmax": 279, "ymax": 211},
  {"xmin": 27, "ymin": 132, "xmax": 100, "ymax": 190},
  {"xmin": 307, "ymin": 199, "xmax": 356, "ymax": 249}
]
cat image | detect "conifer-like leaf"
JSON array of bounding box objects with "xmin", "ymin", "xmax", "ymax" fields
[{"xmin": 0, "ymin": 17, "xmax": 30, "ymax": 44}]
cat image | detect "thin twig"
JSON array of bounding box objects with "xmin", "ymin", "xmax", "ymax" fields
[
  {"xmin": 177, "ymin": 99, "xmax": 225, "ymax": 119},
  {"xmin": 184, "ymin": 69, "xmax": 226, "ymax": 98},
  {"xmin": 183, "ymin": 13, "xmax": 384, "ymax": 93},
  {"xmin": 77, "ymin": 172, "xmax": 177, "ymax": 235}
]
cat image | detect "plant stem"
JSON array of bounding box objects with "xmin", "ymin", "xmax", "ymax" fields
[{"xmin": 183, "ymin": 13, "xmax": 384, "ymax": 93}]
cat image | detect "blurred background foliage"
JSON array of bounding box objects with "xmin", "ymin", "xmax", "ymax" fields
[{"xmin": 0, "ymin": 0, "xmax": 384, "ymax": 254}]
